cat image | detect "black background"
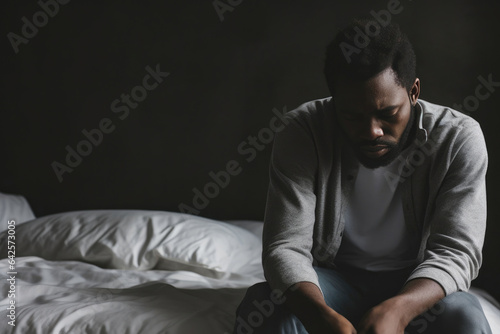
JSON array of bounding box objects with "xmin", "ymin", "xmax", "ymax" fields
[{"xmin": 1, "ymin": 0, "xmax": 499, "ymax": 293}]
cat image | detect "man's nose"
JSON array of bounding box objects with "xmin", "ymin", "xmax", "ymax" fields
[{"xmin": 359, "ymin": 117, "xmax": 384, "ymax": 141}]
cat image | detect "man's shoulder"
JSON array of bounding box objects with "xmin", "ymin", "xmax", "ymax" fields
[
  {"xmin": 419, "ymin": 99, "xmax": 482, "ymax": 131},
  {"xmin": 283, "ymin": 97, "xmax": 336, "ymax": 135},
  {"xmin": 418, "ymin": 99, "xmax": 487, "ymax": 161},
  {"xmin": 273, "ymin": 97, "xmax": 338, "ymax": 154},
  {"xmin": 286, "ymin": 97, "xmax": 334, "ymax": 119}
]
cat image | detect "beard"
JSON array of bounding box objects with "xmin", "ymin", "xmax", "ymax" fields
[{"xmin": 346, "ymin": 103, "xmax": 417, "ymax": 169}]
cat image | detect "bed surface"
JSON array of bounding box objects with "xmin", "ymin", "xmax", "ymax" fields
[{"xmin": 0, "ymin": 255, "xmax": 263, "ymax": 333}]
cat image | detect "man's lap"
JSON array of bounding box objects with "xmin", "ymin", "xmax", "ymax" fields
[
  {"xmin": 314, "ymin": 265, "xmax": 410, "ymax": 325},
  {"xmin": 233, "ymin": 265, "xmax": 491, "ymax": 333}
]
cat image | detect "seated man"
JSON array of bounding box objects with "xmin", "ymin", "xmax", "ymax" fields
[{"xmin": 233, "ymin": 19, "xmax": 492, "ymax": 334}]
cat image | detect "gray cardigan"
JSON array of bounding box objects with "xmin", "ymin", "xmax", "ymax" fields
[{"xmin": 262, "ymin": 98, "xmax": 488, "ymax": 296}]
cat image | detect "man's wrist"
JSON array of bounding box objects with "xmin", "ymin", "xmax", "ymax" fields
[
  {"xmin": 381, "ymin": 295, "xmax": 415, "ymax": 327},
  {"xmin": 392, "ymin": 278, "xmax": 446, "ymax": 326},
  {"xmin": 283, "ymin": 282, "xmax": 330, "ymax": 326}
]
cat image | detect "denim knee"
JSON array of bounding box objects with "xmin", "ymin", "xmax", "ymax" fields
[
  {"xmin": 437, "ymin": 292, "xmax": 492, "ymax": 334},
  {"xmin": 233, "ymin": 282, "xmax": 306, "ymax": 334},
  {"xmin": 406, "ymin": 292, "xmax": 492, "ymax": 334}
]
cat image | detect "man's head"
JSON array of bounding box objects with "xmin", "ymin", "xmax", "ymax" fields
[{"xmin": 324, "ymin": 19, "xmax": 420, "ymax": 168}]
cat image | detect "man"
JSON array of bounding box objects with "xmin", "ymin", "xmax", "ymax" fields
[{"xmin": 233, "ymin": 19, "xmax": 492, "ymax": 333}]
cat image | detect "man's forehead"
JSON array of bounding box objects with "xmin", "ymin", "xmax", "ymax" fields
[{"xmin": 334, "ymin": 68, "xmax": 407, "ymax": 110}]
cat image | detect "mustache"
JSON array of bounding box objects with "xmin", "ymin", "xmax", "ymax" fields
[{"xmin": 356, "ymin": 138, "xmax": 397, "ymax": 148}]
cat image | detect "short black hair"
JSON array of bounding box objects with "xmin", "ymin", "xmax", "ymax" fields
[{"xmin": 324, "ymin": 18, "xmax": 416, "ymax": 97}]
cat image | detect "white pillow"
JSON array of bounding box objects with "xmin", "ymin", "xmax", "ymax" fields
[
  {"xmin": 0, "ymin": 210, "xmax": 262, "ymax": 278},
  {"xmin": 224, "ymin": 220, "xmax": 263, "ymax": 239},
  {"xmin": 0, "ymin": 192, "xmax": 36, "ymax": 232}
]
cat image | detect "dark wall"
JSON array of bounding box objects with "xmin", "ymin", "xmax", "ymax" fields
[{"xmin": 1, "ymin": 0, "xmax": 499, "ymax": 287}]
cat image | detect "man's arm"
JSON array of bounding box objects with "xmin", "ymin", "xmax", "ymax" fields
[
  {"xmin": 262, "ymin": 111, "xmax": 320, "ymax": 296},
  {"xmin": 262, "ymin": 108, "xmax": 357, "ymax": 333},
  {"xmin": 406, "ymin": 121, "xmax": 488, "ymax": 294}
]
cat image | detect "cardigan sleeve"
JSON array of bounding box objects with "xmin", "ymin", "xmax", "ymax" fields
[
  {"xmin": 262, "ymin": 111, "xmax": 322, "ymax": 295},
  {"xmin": 406, "ymin": 121, "xmax": 488, "ymax": 295}
]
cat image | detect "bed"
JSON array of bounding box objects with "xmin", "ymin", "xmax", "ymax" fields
[{"xmin": 1, "ymin": 193, "xmax": 499, "ymax": 333}]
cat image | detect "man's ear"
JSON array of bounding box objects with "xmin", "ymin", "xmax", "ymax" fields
[{"xmin": 410, "ymin": 78, "xmax": 420, "ymax": 105}]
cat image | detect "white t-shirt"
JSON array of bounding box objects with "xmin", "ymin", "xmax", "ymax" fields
[{"xmin": 335, "ymin": 157, "xmax": 417, "ymax": 271}]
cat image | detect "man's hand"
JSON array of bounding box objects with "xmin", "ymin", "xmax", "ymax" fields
[
  {"xmin": 357, "ymin": 278, "xmax": 445, "ymax": 334},
  {"xmin": 311, "ymin": 306, "xmax": 357, "ymax": 334},
  {"xmin": 284, "ymin": 282, "xmax": 357, "ymax": 334}
]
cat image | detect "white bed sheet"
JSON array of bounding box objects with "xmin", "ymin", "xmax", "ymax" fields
[
  {"xmin": 471, "ymin": 286, "xmax": 500, "ymax": 334},
  {"xmin": 0, "ymin": 220, "xmax": 499, "ymax": 333},
  {"xmin": 0, "ymin": 255, "xmax": 264, "ymax": 334}
]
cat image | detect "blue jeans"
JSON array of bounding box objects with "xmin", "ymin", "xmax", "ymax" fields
[{"xmin": 233, "ymin": 265, "xmax": 492, "ymax": 334}]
